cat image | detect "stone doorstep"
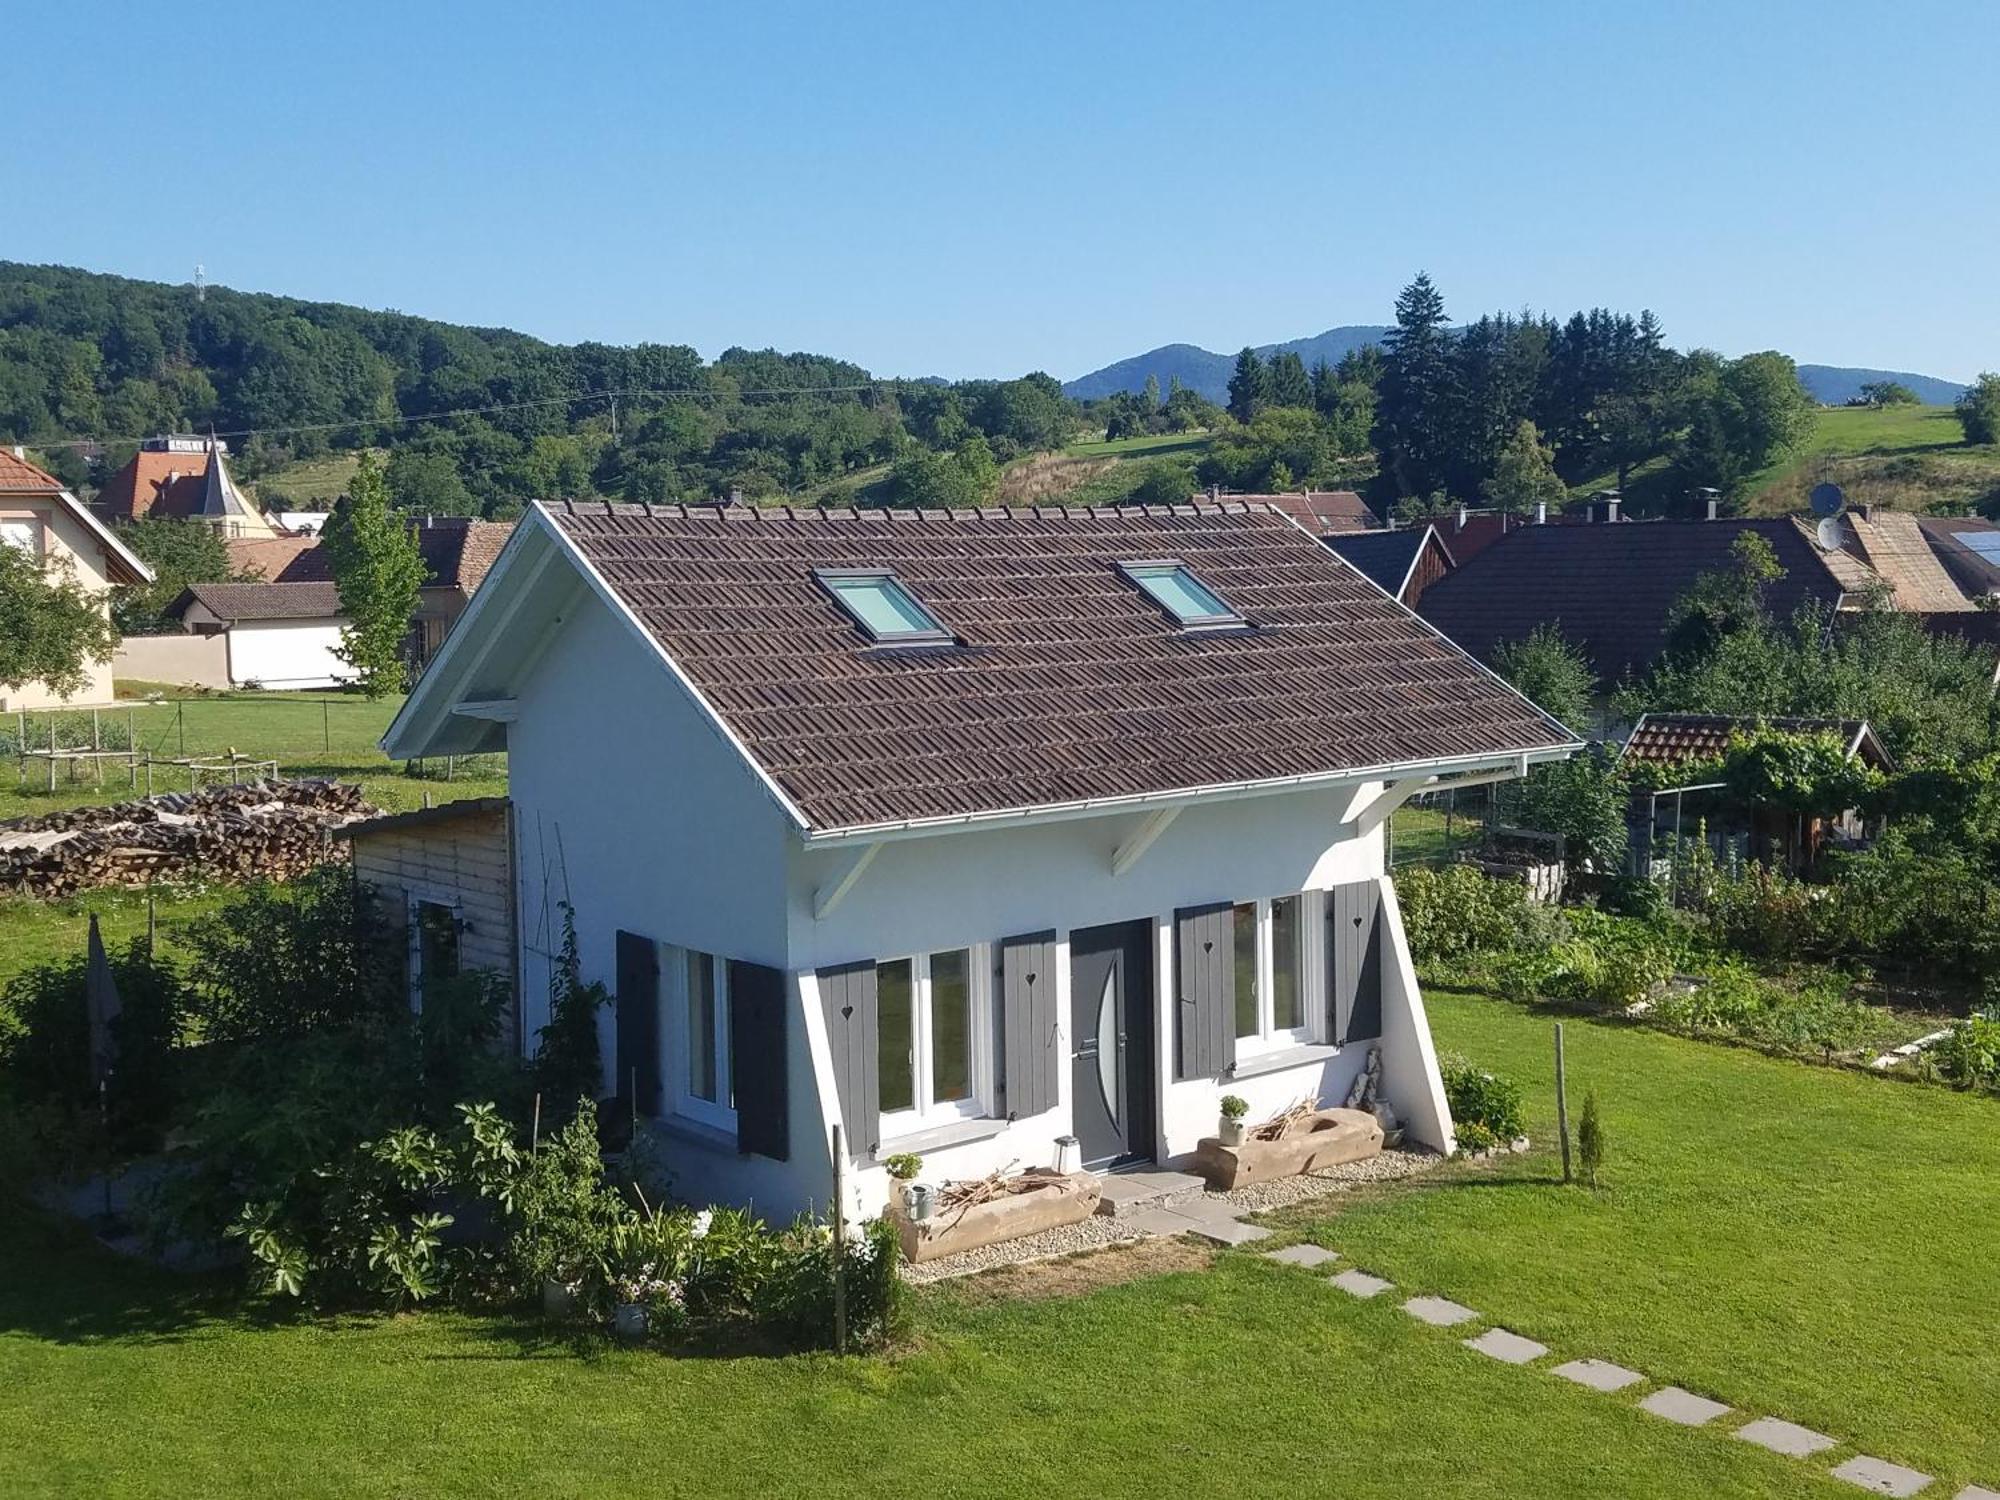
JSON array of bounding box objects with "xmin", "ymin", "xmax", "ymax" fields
[
  {"xmin": 1403, "ymin": 1295, "xmax": 1479, "ymax": 1327},
  {"xmin": 1329, "ymin": 1269, "xmax": 1394, "ymax": 1298},
  {"xmin": 1093, "ymin": 1169, "xmax": 1210, "ymax": 1218},
  {"xmin": 1639, "ymin": 1387, "xmax": 1733, "ymax": 1427},
  {"xmin": 1551, "ymin": 1358, "xmax": 1645, "ymax": 1393},
  {"xmin": 1733, "ymin": 1417, "xmax": 1838, "ymax": 1459},
  {"xmin": 1464, "ymin": 1328, "xmax": 1548, "ymax": 1365},
  {"xmin": 1831, "ymin": 1457, "xmax": 1935, "ymax": 1497},
  {"xmin": 1263, "ymin": 1243, "xmax": 1339, "ymax": 1269}
]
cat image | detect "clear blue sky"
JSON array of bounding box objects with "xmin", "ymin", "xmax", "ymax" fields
[{"xmin": 11, "ymin": 2, "xmax": 1994, "ymax": 382}]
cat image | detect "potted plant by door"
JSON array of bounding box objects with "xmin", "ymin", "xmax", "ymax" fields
[
  {"xmin": 884, "ymin": 1153, "xmax": 931, "ymax": 1220},
  {"xmin": 1218, "ymin": 1094, "xmax": 1250, "ymax": 1148}
]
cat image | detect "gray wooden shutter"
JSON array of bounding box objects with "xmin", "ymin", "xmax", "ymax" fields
[
  {"xmin": 817, "ymin": 961, "xmax": 880, "ymax": 1154},
  {"xmin": 614, "ymin": 931, "xmax": 662, "ymax": 1117},
  {"xmin": 1174, "ymin": 903, "xmax": 1236, "ymax": 1080},
  {"xmin": 728, "ymin": 960, "xmax": 789, "ymax": 1160},
  {"xmin": 999, "ymin": 931, "xmax": 1058, "ymax": 1120},
  {"xmin": 1328, "ymin": 882, "xmax": 1384, "ymax": 1045}
]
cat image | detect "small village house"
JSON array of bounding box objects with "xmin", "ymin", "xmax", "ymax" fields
[
  {"xmin": 382, "ymin": 500, "xmax": 1577, "ymax": 1221},
  {"xmin": 0, "ymin": 447, "xmax": 154, "ymax": 712},
  {"xmin": 1324, "ymin": 523, "xmax": 1457, "ymax": 608},
  {"xmin": 91, "ymin": 435, "xmax": 279, "ymax": 539},
  {"xmin": 161, "ymin": 581, "xmax": 359, "ymax": 690}
]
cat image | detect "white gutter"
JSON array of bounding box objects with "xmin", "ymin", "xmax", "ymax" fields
[{"xmin": 799, "ymin": 740, "xmax": 1582, "ymax": 848}]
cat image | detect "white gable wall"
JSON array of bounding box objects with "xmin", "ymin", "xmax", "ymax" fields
[{"xmin": 223, "ymin": 619, "xmax": 358, "ymax": 690}]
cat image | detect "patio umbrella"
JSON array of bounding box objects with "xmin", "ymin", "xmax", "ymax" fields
[{"xmin": 84, "ymin": 913, "xmax": 122, "ymax": 1092}]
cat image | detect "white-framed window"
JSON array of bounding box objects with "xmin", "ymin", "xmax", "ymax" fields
[
  {"xmin": 878, "ymin": 945, "xmax": 993, "ymax": 1136},
  {"xmin": 1232, "ymin": 893, "xmax": 1316, "ymax": 1052},
  {"xmin": 0, "ymin": 517, "xmax": 42, "ymax": 559},
  {"xmin": 662, "ymin": 943, "xmax": 733, "ymax": 1132}
]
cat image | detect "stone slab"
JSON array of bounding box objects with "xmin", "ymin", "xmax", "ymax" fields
[
  {"xmin": 1551, "ymin": 1358, "xmax": 1645, "ymax": 1393},
  {"xmin": 1329, "ymin": 1269, "xmax": 1393, "ymax": 1298},
  {"xmin": 1640, "ymin": 1387, "xmax": 1734, "ymax": 1427},
  {"xmin": 1403, "ymin": 1295, "xmax": 1479, "ymax": 1327},
  {"xmin": 1832, "ymin": 1457, "xmax": 1933, "ymax": 1496},
  {"xmin": 1264, "ymin": 1243, "xmax": 1339, "ymax": 1269},
  {"xmin": 1734, "ymin": 1417, "xmax": 1837, "ymax": 1458},
  {"xmin": 1094, "ymin": 1169, "xmax": 1209, "ymax": 1218},
  {"xmin": 1121, "ymin": 1207, "xmax": 1206, "ymax": 1237},
  {"xmin": 1182, "ymin": 1216, "xmax": 1271, "ymax": 1247},
  {"xmin": 1954, "ymin": 1488, "xmax": 2000, "ymax": 1500},
  {"xmin": 1465, "ymin": 1328, "xmax": 1548, "ymax": 1365}
]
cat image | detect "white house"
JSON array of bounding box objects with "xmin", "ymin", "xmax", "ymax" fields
[
  {"xmin": 166, "ymin": 582, "xmax": 359, "ymax": 690},
  {"xmin": 385, "ymin": 500, "xmax": 1578, "ymax": 1221}
]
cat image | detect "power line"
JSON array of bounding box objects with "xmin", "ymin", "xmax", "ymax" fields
[{"xmin": 26, "ymin": 380, "xmax": 892, "ymax": 454}]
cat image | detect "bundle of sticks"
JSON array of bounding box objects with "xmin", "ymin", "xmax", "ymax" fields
[
  {"xmin": 0, "ymin": 780, "xmax": 377, "ymax": 897},
  {"xmin": 1250, "ymin": 1096, "xmax": 1321, "ymax": 1142}
]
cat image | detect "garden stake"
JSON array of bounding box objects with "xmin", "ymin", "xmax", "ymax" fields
[
  {"xmin": 531, "ymin": 1093, "xmax": 542, "ymax": 1153},
  {"xmin": 1555, "ymin": 1022, "xmax": 1573, "ymax": 1185},
  {"xmin": 831, "ymin": 1123, "xmax": 847, "ymax": 1355}
]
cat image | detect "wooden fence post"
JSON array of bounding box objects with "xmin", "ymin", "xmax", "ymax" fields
[{"xmin": 1555, "ymin": 1022, "xmax": 1573, "ymax": 1185}]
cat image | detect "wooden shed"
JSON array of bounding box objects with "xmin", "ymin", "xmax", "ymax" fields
[{"xmin": 337, "ymin": 797, "xmax": 519, "ymax": 1049}]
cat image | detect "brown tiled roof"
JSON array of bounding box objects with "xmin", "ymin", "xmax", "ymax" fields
[
  {"xmin": 225, "ymin": 518, "xmax": 513, "ymax": 592},
  {"xmin": 1622, "ymin": 713, "xmax": 1891, "ymax": 771},
  {"xmin": 1244, "ymin": 490, "xmax": 1377, "ymax": 533},
  {"xmin": 0, "ymin": 449, "xmax": 63, "ymax": 492},
  {"xmin": 1417, "ymin": 519, "xmax": 1881, "ymax": 681},
  {"xmin": 1843, "ymin": 510, "xmax": 1972, "ymax": 611},
  {"xmin": 172, "ymin": 581, "xmax": 345, "ymax": 622},
  {"xmin": 545, "ymin": 501, "xmax": 1573, "ymax": 833}
]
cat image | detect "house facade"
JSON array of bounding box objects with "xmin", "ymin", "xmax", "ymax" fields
[
  {"xmin": 386, "ymin": 501, "xmax": 1576, "ymax": 1221},
  {"xmin": 0, "ymin": 447, "xmax": 154, "ymax": 712},
  {"xmin": 165, "ymin": 581, "xmax": 358, "ymax": 689}
]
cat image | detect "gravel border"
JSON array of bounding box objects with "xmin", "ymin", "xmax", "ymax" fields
[
  {"xmin": 1218, "ymin": 1142, "xmax": 1445, "ymax": 1213},
  {"xmin": 899, "ymin": 1212, "xmax": 1151, "ymax": 1284}
]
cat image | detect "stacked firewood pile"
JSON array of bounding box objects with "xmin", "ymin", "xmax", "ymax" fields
[{"xmin": 0, "ymin": 780, "xmax": 377, "ymax": 897}]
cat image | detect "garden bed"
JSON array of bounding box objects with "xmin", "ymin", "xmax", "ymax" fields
[
  {"xmin": 890, "ymin": 1168, "xmax": 1101, "ymax": 1265},
  {"xmin": 1189, "ymin": 1107, "xmax": 1383, "ymax": 1191}
]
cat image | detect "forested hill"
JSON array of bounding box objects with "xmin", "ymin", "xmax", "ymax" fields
[
  {"xmin": 1063, "ymin": 326, "xmax": 1393, "ymax": 403},
  {"xmin": 0, "ymin": 261, "xmax": 1080, "ymax": 516}
]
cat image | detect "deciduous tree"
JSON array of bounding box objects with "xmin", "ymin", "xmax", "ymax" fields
[
  {"xmin": 0, "ymin": 544, "xmax": 118, "ymax": 697},
  {"xmin": 322, "ymin": 451, "xmax": 424, "ymax": 698}
]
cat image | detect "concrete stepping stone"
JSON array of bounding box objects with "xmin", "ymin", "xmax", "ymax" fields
[
  {"xmin": 1183, "ymin": 1216, "xmax": 1270, "ymax": 1247},
  {"xmin": 1734, "ymin": 1416, "xmax": 1837, "ymax": 1458},
  {"xmin": 1263, "ymin": 1243, "xmax": 1338, "ymax": 1269},
  {"xmin": 1954, "ymin": 1488, "xmax": 2000, "ymax": 1500},
  {"xmin": 1329, "ymin": 1269, "xmax": 1393, "ymax": 1298},
  {"xmin": 1464, "ymin": 1327, "xmax": 1547, "ymax": 1365},
  {"xmin": 1403, "ymin": 1295, "xmax": 1479, "ymax": 1327},
  {"xmin": 1551, "ymin": 1358, "xmax": 1644, "ymax": 1393},
  {"xmin": 1832, "ymin": 1457, "xmax": 1933, "ymax": 1496},
  {"xmin": 1640, "ymin": 1387, "xmax": 1733, "ymax": 1426}
]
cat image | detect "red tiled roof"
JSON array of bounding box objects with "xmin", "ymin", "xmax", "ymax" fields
[
  {"xmin": 94, "ymin": 449, "xmax": 215, "ymax": 523},
  {"xmin": 225, "ymin": 518, "xmax": 513, "ymax": 592},
  {"xmin": 1244, "ymin": 490, "xmax": 1378, "ymax": 533},
  {"xmin": 0, "ymin": 449, "xmax": 64, "ymax": 492},
  {"xmin": 1417, "ymin": 520, "xmax": 1879, "ymax": 681},
  {"xmin": 1622, "ymin": 713, "xmax": 1891, "ymax": 771},
  {"xmin": 544, "ymin": 501, "xmax": 1574, "ymax": 833}
]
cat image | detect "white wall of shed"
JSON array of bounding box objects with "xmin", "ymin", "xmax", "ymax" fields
[{"xmin": 225, "ymin": 619, "xmax": 358, "ymax": 690}]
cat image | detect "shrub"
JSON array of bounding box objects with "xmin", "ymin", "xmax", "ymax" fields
[
  {"xmin": 1934, "ymin": 1015, "xmax": 2000, "ymax": 1091},
  {"xmin": 1576, "ymin": 1090, "xmax": 1606, "ymax": 1188},
  {"xmin": 1649, "ymin": 962, "xmax": 1878, "ymax": 1056},
  {"xmin": 1396, "ymin": 864, "xmax": 1528, "ymax": 967},
  {"xmin": 1491, "ymin": 912, "xmax": 1677, "ymax": 1011},
  {"xmin": 534, "ymin": 904, "xmax": 609, "ymax": 1117},
  {"xmin": 1440, "ymin": 1055, "xmax": 1525, "ymax": 1147}
]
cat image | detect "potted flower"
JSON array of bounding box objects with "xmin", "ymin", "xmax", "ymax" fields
[
  {"xmin": 883, "ymin": 1153, "xmax": 932, "ymax": 1220},
  {"xmin": 1218, "ymin": 1094, "xmax": 1250, "ymax": 1148}
]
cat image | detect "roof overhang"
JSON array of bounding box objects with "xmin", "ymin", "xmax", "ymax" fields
[{"xmin": 51, "ymin": 489, "xmax": 154, "ymax": 586}]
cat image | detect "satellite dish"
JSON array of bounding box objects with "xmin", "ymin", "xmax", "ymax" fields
[
  {"xmin": 1809, "ymin": 482, "xmax": 1846, "ymax": 519},
  {"xmin": 1816, "ymin": 515, "xmax": 1847, "ymax": 551}
]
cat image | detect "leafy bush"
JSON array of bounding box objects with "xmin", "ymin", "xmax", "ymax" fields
[
  {"xmin": 1396, "ymin": 864, "xmax": 1530, "ymax": 967},
  {"xmin": 1934, "ymin": 1014, "xmax": 2000, "ymax": 1091},
  {"xmin": 1491, "ymin": 911, "xmax": 1677, "ymax": 1011},
  {"xmin": 1648, "ymin": 962, "xmax": 1878, "ymax": 1056},
  {"xmin": 1440, "ymin": 1055, "xmax": 1525, "ymax": 1148}
]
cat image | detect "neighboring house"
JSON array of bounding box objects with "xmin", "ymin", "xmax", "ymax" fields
[
  {"xmin": 227, "ymin": 515, "xmax": 513, "ymax": 670},
  {"xmin": 92, "ymin": 435, "xmax": 279, "ymax": 539},
  {"xmin": 1324, "ymin": 524, "xmax": 1457, "ymax": 608},
  {"xmin": 1418, "ymin": 517, "xmax": 1889, "ymax": 680},
  {"xmin": 337, "ymin": 797, "xmax": 520, "ymax": 1047},
  {"xmin": 1840, "ymin": 508, "xmax": 1976, "ymax": 613},
  {"xmin": 1224, "ymin": 489, "xmax": 1378, "ymax": 533},
  {"xmin": 1911, "ymin": 514, "xmax": 2000, "ymax": 603},
  {"xmin": 0, "ymin": 447, "xmax": 155, "ymax": 712},
  {"xmin": 165, "ymin": 581, "xmax": 358, "ymax": 689},
  {"xmin": 1620, "ymin": 712, "xmax": 1894, "ymax": 874},
  {"xmin": 384, "ymin": 500, "xmax": 1577, "ymax": 1220}
]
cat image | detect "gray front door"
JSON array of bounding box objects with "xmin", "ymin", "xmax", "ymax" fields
[{"xmin": 1069, "ymin": 920, "xmax": 1154, "ymax": 1169}]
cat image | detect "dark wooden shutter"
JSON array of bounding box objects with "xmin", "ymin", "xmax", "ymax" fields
[
  {"xmin": 1328, "ymin": 882, "xmax": 1384, "ymax": 1045},
  {"xmin": 729, "ymin": 959, "xmax": 790, "ymax": 1160},
  {"xmin": 999, "ymin": 931, "xmax": 1058, "ymax": 1120},
  {"xmin": 817, "ymin": 961, "xmax": 880, "ymax": 1154},
  {"xmin": 1174, "ymin": 903, "xmax": 1235, "ymax": 1080},
  {"xmin": 614, "ymin": 931, "xmax": 661, "ymax": 1117}
]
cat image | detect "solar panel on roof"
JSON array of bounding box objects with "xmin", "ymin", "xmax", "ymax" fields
[{"xmin": 1952, "ymin": 532, "xmax": 2000, "ymax": 566}]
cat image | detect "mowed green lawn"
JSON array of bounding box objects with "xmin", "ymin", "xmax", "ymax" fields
[
  {"xmin": 0, "ymin": 884, "xmax": 227, "ymax": 990},
  {"xmin": 3, "ymin": 991, "xmax": 1992, "ymax": 1497},
  {"xmin": 2, "ymin": 689, "xmax": 505, "ymax": 824}
]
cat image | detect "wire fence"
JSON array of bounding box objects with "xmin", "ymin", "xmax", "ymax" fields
[{"xmin": 1387, "ymin": 784, "xmax": 1498, "ymax": 871}]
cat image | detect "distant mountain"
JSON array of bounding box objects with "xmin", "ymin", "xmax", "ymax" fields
[
  {"xmin": 1796, "ymin": 365, "xmax": 1966, "ymax": 407},
  {"xmin": 1067, "ymin": 330, "xmax": 1967, "ymax": 411},
  {"xmin": 1063, "ymin": 326, "xmax": 1394, "ymax": 403}
]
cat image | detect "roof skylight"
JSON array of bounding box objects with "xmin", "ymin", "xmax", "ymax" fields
[
  {"xmin": 1119, "ymin": 561, "xmax": 1245, "ymax": 629},
  {"xmin": 815, "ymin": 568, "xmax": 953, "ymax": 645}
]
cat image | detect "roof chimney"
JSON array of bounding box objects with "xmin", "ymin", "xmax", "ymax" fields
[
  {"xmin": 1457, "ymin": 504, "xmax": 1468, "ymax": 528},
  {"xmin": 727, "ymin": 487, "xmax": 744, "ymax": 507},
  {"xmin": 1535, "ymin": 500, "xmax": 1547, "ymax": 525},
  {"xmin": 1206, "ymin": 484, "xmax": 1220, "ymax": 502},
  {"xmin": 9, "ymin": 445, "xmax": 22, "ymax": 461}
]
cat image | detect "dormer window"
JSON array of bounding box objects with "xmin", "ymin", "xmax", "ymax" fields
[
  {"xmin": 1118, "ymin": 560, "xmax": 1245, "ymax": 630},
  {"xmin": 815, "ymin": 568, "xmax": 953, "ymax": 645}
]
